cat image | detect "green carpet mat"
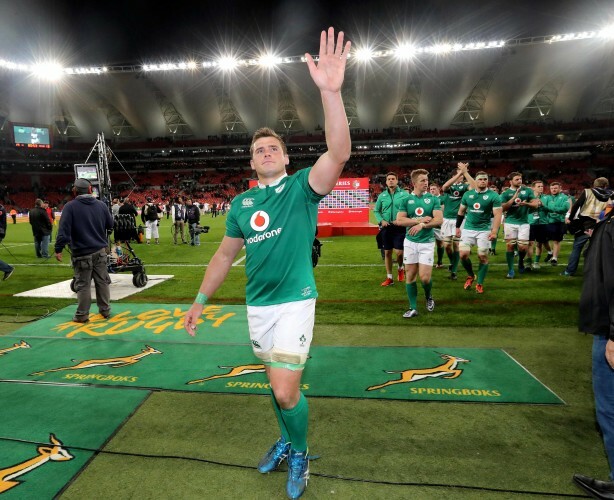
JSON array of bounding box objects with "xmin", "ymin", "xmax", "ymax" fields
[
  {"xmin": 0, "ymin": 336, "xmax": 562, "ymax": 404},
  {"xmin": 12, "ymin": 303, "xmax": 248, "ymax": 344},
  {"xmin": 0, "ymin": 383, "xmax": 148, "ymax": 498}
]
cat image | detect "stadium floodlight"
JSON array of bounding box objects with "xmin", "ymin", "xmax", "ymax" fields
[
  {"xmin": 217, "ymin": 56, "xmax": 238, "ymax": 71},
  {"xmin": 599, "ymin": 24, "xmax": 614, "ymax": 39},
  {"xmin": 258, "ymin": 53, "xmax": 282, "ymax": 68},
  {"xmin": 1, "ymin": 21, "xmax": 613, "ymax": 79},
  {"xmin": 429, "ymin": 43, "xmax": 453, "ymax": 54},
  {"xmin": 31, "ymin": 62, "xmax": 64, "ymax": 81},
  {"xmin": 394, "ymin": 43, "xmax": 417, "ymax": 60},
  {"xmin": 354, "ymin": 47, "xmax": 375, "ymax": 62}
]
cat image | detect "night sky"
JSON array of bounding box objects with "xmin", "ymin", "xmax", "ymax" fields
[{"xmin": 0, "ymin": 0, "xmax": 612, "ymax": 67}]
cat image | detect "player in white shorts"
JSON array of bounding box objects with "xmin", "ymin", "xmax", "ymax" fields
[
  {"xmin": 183, "ymin": 28, "xmax": 351, "ymax": 500},
  {"xmin": 440, "ymin": 162, "xmax": 476, "ymax": 280},
  {"xmin": 396, "ymin": 169, "xmax": 443, "ymax": 318},
  {"xmin": 500, "ymin": 172, "xmax": 538, "ymax": 278},
  {"xmin": 455, "ymin": 171, "xmax": 502, "ymax": 294},
  {"xmin": 429, "ymin": 183, "xmax": 446, "ymax": 268}
]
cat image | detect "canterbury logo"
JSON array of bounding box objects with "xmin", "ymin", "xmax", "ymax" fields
[
  {"xmin": 29, "ymin": 345, "xmax": 162, "ymax": 375},
  {"xmin": 0, "ymin": 434, "xmax": 73, "ymax": 494},
  {"xmin": 0, "ymin": 340, "xmax": 30, "ymax": 356},
  {"xmin": 367, "ymin": 353, "xmax": 471, "ymax": 391},
  {"xmin": 187, "ymin": 364, "xmax": 265, "ymax": 385}
]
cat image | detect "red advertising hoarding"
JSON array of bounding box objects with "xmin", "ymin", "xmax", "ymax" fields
[
  {"xmin": 317, "ymin": 177, "xmax": 370, "ymax": 223},
  {"xmin": 248, "ymin": 177, "xmax": 370, "ymax": 223}
]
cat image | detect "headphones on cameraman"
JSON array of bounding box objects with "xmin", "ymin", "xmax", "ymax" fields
[{"xmin": 72, "ymin": 178, "xmax": 93, "ymax": 196}]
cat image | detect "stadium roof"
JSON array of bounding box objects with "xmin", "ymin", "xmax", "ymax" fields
[{"xmin": 0, "ymin": 0, "xmax": 613, "ymax": 143}]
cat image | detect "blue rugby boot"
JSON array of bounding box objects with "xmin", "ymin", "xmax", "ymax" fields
[
  {"xmin": 257, "ymin": 437, "xmax": 290, "ymax": 473},
  {"xmin": 286, "ymin": 448, "xmax": 309, "ymax": 499}
]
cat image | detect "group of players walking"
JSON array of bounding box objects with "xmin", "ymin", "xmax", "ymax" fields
[{"xmin": 374, "ymin": 163, "xmax": 571, "ymax": 318}]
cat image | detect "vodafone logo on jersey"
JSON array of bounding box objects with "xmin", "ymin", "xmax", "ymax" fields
[
  {"xmin": 246, "ymin": 210, "xmax": 283, "ymax": 245},
  {"xmin": 514, "ymin": 198, "xmax": 521, "ymax": 204},
  {"xmin": 415, "ymin": 207, "xmax": 425, "ymax": 216},
  {"xmin": 250, "ymin": 210, "xmax": 270, "ymax": 232},
  {"xmin": 473, "ymin": 203, "xmax": 481, "ymax": 210}
]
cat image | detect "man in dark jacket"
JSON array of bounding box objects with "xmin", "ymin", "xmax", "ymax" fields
[
  {"xmin": 118, "ymin": 196, "xmax": 138, "ymax": 217},
  {"xmin": 0, "ymin": 203, "xmax": 14, "ymax": 280},
  {"xmin": 184, "ymin": 197, "xmax": 201, "ymax": 246},
  {"xmin": 573, "ymin": 200, "xmax": 614, "ymax": 498},
  {"xmin": 55, "ymin": 179, "xmax": 114, "ymax": 323},
  {"xmin": 29, "ymin": 199, "xmax": 52, "ymax": 258}
]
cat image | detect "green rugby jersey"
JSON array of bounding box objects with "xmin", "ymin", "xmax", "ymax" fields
[
  {"xmin": 443, "ymin": 183, "xmax": 471, "ymax": 219},
  {"xmin": 529, "ymin": 195, "xmax": 549, "ymax": 225},
  {"xmin": 401, "ymin": 192, "xmax": 442, "ymax": 243},
  {"xmin": 500, "ymin": 186, "xmax": 535, "ymax": 224},
  {"xmin": 226, "ymin": 167, "xmax": 324, "ymax": 306},
  {"xmin": 461, "ymin": 189, "xmax": 501, "ymax": 231}
]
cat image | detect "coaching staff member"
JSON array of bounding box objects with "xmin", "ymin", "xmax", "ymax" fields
[
  {"xmin": 374, "ymin": 172, "xmax": 409, "ymax": 286},
  {"xmin": 55, "ymin": 178, "xmax": 114, "ymax": 323}
]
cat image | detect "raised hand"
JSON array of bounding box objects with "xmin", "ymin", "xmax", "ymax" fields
[{"xmin": 305, "ymin": 27, "xmax": 351, "ymax": 93}]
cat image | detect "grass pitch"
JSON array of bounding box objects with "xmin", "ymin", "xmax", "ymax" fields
[{"xmin": 0, "ymin": 213, "xmax": 601, "ymax": 499}]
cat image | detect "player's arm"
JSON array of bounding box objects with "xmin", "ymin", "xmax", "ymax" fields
[
  {"xmin": 442, "ymin": 169, "xmax": 463, "ymax": 192},
  {"xmin": 522, "ymin": 197, "xmax": 540, "ymax": 208},
  {"xmin": 396, "ymin": 210, "xmax": 425, "ymax": 227},
  {"xmin": 423, "ymin": 209, "xmax": 443, "ymax": 229},
  {"xmin": 373, "ymin": 195, "xmax": 386, "ymax": 225},
  {"xmin": 307, "ymin": 28, "xmax": 352, "ymax": 196},
  {"xmin": 184, "ymin": 236, "xmax": 245, "ymax": 336},
  {"xmin": 500, "ymin": 189, "xmax": 519, "ymax": 211},
  {"xmin": 489, "ymin": 207, "xmax": 503, "ymax": 240},
  {"xmin": 458, "ymin": 162, "xmax": 477, "ymax": 190},
  {"xmin": 455, "ymin": 204, "xmax": 467, "ymax": 238}
]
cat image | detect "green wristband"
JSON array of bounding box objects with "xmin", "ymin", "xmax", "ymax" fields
[{"xmin": 195, "ymin": 292, "xmax": 208, "ymax": 305}]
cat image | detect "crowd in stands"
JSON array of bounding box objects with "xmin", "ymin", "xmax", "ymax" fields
[{"xmin": 0, "ymin": 118, "xmax": 612, "ymax": 214}]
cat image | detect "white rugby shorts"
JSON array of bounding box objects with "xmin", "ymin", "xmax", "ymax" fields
[{"xmin": 246, "ymin": 298, "xmax": 315, "ymax": 366}]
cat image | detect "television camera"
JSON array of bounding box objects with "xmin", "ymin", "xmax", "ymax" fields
[{"xmin": 70, "ymin": 133, "xmax": 148, "ymax": 289}]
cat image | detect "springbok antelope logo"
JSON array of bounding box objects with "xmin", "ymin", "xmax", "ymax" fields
[
  {"xmin": 0, "ymin": 340, "xmax": 30, "ymax": 356},
  {"xmin": 187, "ymin": 363, "xmax": 265, "ymax": 385},
  {"xmin": 367, "ymin": 353, "xmax": 471, "ymax": 391},
  {"xmin": 29, "ymin": 345, "xmax": 162, "ymax": 376},
  {"xmin": 0, "ymin": 433, "xmax": 73, "ymax": 494}
]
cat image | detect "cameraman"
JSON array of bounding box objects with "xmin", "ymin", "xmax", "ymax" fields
[
  {"xmin": 55, "ymin": 179, "xmax": 113, "ymax": 322},
  {"xmin": 141, "ymin": 196, "xmax": 162, "ymax": 245},
  {"xmin": 184, "ymin": 197, "xmax": 201, "ymax": 246}
]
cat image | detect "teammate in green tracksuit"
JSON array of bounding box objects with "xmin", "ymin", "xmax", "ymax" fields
[
  {"xmin": 374, "ymin": 173, "xmax": 409, "ymax": 286},
  {"xmin": 527, "ymin": 180, "xmax": 551, "ymax": 270},
  {"xmin": 542, "ymin": 181, "xmax": 571, "ymax": 266}
]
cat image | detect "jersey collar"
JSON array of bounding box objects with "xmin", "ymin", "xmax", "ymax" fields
[{"xmin": 258, "ymin": 173, "xmax": 288, "ymax": 189}]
